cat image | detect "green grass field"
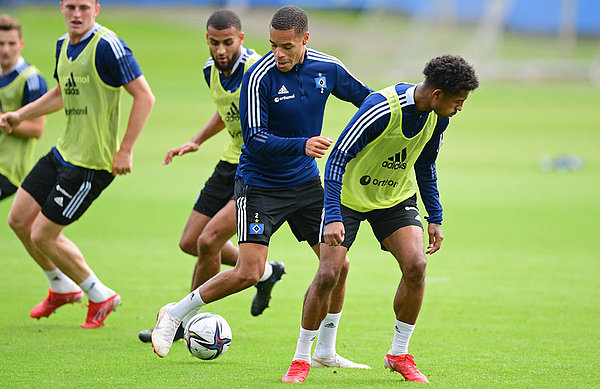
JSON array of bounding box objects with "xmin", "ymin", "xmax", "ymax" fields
[{"xmin": 1, "ymin": 5, "xmax": 599, "ymax": 388}]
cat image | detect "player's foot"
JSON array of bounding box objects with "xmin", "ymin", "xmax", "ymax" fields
[
  {"xmin": 384, "ymin": 353, "xmax": 429, "ymax": 383},
  {"xmin": 251, "ymin": 261, "xmax": 286, "ymax": 316},
  {"xmin": 81, "ymin": 293, "xmax": 121, "ymax": 328},
  {"xmin": 311, "ymin": 353, "xmax": 371, "ymax": 369},
  {"xmin": 138, "ymin": 323, "xmax": 184, "ymax": 343},
  {"xmin": 282, "ymin": 360, "xmax": 311, "ymax": 383},
  {"xmin": 151, "ymin": 303, "xmax": 182, "ymax": 358},
  {"xmin": 30, "ymin": 288, "xmax": 84, "ymax": 319}
]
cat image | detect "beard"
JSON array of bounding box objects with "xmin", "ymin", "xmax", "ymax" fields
[{"xmin": 211, "ymin": 48, "xmax": 240, "ymax": 73}]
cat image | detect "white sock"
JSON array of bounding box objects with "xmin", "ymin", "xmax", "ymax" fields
[
  {"xmin": 169, "ymin": 288, "xmax": 206, "ymax": 320},
  {"xmin": 78, "ymin": 272, "xmax": 111, "ymax": 303},
  {"xmin": 258, "ymin": 261, "xmax": 273, "ymax": 282},
  {"xmin": 313, "ymin": 312, "xmax": 342, "ymax": 358},
  {"xmin": 292, "ymin": 327, "xmax": 318, "ymax": 362},
  {"xmin": 43, "ymin": 268, "xmax": 80, "ymax": 294},
  {"xmin": 390, "ymin": 319, "xmax": 415, "ymax": 355}
]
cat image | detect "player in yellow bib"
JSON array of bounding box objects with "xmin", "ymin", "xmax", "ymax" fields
[
  {"xmin": 137, "ymin": 10, "xmax": 285, "ymax": 344},
  {"xmin": 0, "ymin": 0, "xmax": 155, "ymax": 329},
  {"xmin": 0, "ymin": 15, "xmax": 47, "ymax": 201},
  {"xmin": 284, "ymin": 55, "xmax": 479, "ymax": 383}
]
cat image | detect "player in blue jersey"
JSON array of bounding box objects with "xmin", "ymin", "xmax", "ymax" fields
[
  {"xmin": 1, "ymin": 0, "xmax": 155, "ymax": 328},
  {"xmin": 283, "ymin": 55, "xmax": 479, "ymax": 383},
  {"xmin": 0, "ymin": 15, "xmax": 47, "ymax": 201},
  {"xmin": 151, "ymin": 6, "xmax": 372, "ymax": 366},
  {"xmin": 137, "ymin": 9, "xmax": 285, "ymax": 344}
]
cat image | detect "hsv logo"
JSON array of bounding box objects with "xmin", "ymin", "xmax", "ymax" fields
[{"xmin": 382, "ymin": 148, "xmax": 407, "ymax": 170}]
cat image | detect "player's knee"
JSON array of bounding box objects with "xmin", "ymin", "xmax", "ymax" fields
[
  {"xmin": 403, "ymin": 256, "xmax": 427, "ymax": 284},
  {"xmin": 8, "ymin": 212, "xmax": 30, "ymax": 237},
  {"xmin": 339, "ymin": 256, "xmax": 350, "ymax": 277},
  {"xmin": 197, "ymin": 231, "xmax": 220, "ymax": 256},
  {"xmin": 178, "ymin": 236, "xmax": 197, "ymax": 256},
  {"xmin": 30, "ymin": 226, "xmax": 51, "ymax": 250},
  {"xmin": 236, "ymin": 269, "xmax": 262, "ymax": 288},
  {"xmin": 315, "ymin": 267, "xmax": 341, "ymax": 293}
]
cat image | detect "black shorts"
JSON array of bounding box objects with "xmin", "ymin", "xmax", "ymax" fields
[
  {"xmin": 326, "ymin": 194, "xmax": 423, "ymax": 251},
  {"xmin": 193, "ymin": 160, "xmax": 237, "ymax": 217},
  {"xmin": 0, "ymin": 173, "xmax": 18, "ymax": 200},
  {"xmin": 21, "ymin": 150, "xmax": 114, "ymax": 226},
  {"xmin": 235, "ymin": 177, "xmax": 323, "ymax": 247}
]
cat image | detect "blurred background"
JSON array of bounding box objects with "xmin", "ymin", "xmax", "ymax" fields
[{"xmin": 2, "ymin": 0, "xmax": 600, "ymax": 85}]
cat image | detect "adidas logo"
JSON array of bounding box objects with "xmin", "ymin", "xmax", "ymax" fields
[
  {"xmin": 54, "ymin": 196, "xmax": 64, "ymax": 207},
  {"xmin": 224, "ymin": 102, "xmax": 240, "ymax": 123},
  {"xmin": 381, "ymin": 148, "xmax": 407, "ymax": 170},
  {"xmin": 63, "ymin": 72, "xmax": 90, "ymax": 96},
  {"xmin": 278, "ymin": 85, "xmax": 289, "ymax": 95},
  {"xmin": 323, "ymin": 322, "xmax": 336, "ymax": 328}
]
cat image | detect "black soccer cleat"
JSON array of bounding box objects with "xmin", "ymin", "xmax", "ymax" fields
[
  {"xmin": 138, "ymin": 323, "xmax": 184, "ymax": 343},
  {"xmin": 251, "ymin": 261, "xmax": 286, "ymax": 316}
]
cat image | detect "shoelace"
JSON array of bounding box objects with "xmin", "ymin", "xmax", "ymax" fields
[{"xmin": 288, "ymin": 361, "xmax": 309, "ymax": 374}]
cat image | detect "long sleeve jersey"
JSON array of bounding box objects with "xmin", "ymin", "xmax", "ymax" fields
[
  {"xmin": 324, "ymin": 83, "xmax": 448, "ymax": 225},
  {"xmin": 237, "ymin": 47, "xmax": 372, "ymax": 188}
]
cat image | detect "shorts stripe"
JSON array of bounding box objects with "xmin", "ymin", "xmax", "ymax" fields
[
  {"xmin": 318, "ymin": 208, "xmax": 325, "ymax": 243},
  {"xmin": 63, "ymin": 170, "xmax": 93, "ymax": 219},
  {"xmin": 236, "ymin": 195, "xmax": 247, "ymax": 241}
]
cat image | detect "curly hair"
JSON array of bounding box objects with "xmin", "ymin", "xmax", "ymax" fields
[
  {"xmin": 206, "ymin": 9, "xmax": 242, "ymax": 31},
  {"xmin": 423, "ymin": 55, "xmax": 479, "ymax": 95},
  {"xmin": 270, "ymin": 6, "xmax": 308, "ymax": 35}
]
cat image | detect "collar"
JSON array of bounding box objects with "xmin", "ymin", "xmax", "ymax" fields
[
  {"xmin": 226, "ymin": 46, "xmax": 247, "ymax": 76},
  {"xmin": 71, "ymin": 23, "xmax": 101, "ymax": 46}
]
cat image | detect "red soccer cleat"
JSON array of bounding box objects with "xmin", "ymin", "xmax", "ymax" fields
[
  {"xmin": 81, "ymin": 293, "xmax": 121, "ymax": 329},
  {"xmin": 282, "ymin": 360, "xmax": 311, "ymax": 383},
  {"xmin": 30, "ymin": 288, "xmax": 84, "ymax": 319},
  {"xmin": 384, "ymin": 353, "xmax": 429, "ymax": 383}
]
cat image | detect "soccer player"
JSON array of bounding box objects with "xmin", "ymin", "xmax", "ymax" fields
[
  {"xmin": 282, "ymin": 55, "xmax": 479, "ymax": 383},
  {"xmin": 151, "ymin": 6, "xmax": 372, "ymax": 368},
  {"xmin": 137, "ymin": 9, "xmax": 285, "ymax": 344},
  {"xmin": 0, "ymin": 14, "xmax": 47, "ymax": 201},
  {"xmin": 0, "ymin": 0, "xmax": 154, "ymax": 328}
]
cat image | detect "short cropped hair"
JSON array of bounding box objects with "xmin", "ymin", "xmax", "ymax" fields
[
  {"xmin": 0, "ymin": 14, "xmax": 23, "ymax": 39},
  {"xmin": 206, "ymin": 9, "xmax": 242, "ymax": 31},
  {"xmin": 270, "ymin": 5, "xmax": 308, "ymax": 35},
  {"xmin": 423, "ymin": 55, "xmax": 479, "ymax": 95}
]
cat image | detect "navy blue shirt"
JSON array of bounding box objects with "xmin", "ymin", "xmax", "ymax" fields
[
  {"xmin": 53, "ymin": 24, "xmax": 142, "ymax": 87},
  {"xmin": 324, "ymin": 83, "xmax": 448, "ymax": 225},
  {"xmin": 202, "ymin": 46, "xmax": 256, "ymax": 92},
  {"xmin": 238, "ymin": 47, "xmax": 372, "ymax": 188},
  {"xmin": 0, "ymin": 57, "xmax": 47, "ymax": 107}
]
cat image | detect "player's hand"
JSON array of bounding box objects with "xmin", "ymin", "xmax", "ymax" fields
[
  {"xmin": 112, "ymin": 148, "xmax": 133, "ymax": 176},
  {"xmin": 426, "ymin": 223, "xmax": 443, "ymax": 254},
  {"xmin": 0, "ymin": 112, "xmax": 21, "ymax": 134},
  {"xmin": 163, "ymin": 142, "xmax": 199, "ymax": 165},
  {"xmin": 324, "ymin": 221, "xmax": 345, "ymax": 246},
  {"xmin": 305, "ymin": 136, "xmax": 332, "ymax": 158}
]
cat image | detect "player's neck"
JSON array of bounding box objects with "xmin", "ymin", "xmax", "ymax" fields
[
  {"xmin": 413, "ymin": 83, "xmax": 433, "ymax": 113},
  {"xmin": 0, "ymin": 58, "xmax": 19, "ymax": 76},
  {"xmin": 69, "ymin": 26, "xmax": 94, "ymax": 45}
]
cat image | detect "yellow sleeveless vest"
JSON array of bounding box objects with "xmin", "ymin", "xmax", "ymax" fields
[
  {"xmin": 56, "ymin": 27, "xmax": 121, "ymax": 172},
  {"xmin": 341, "ymin": 84, "xmax": 438, "ymax": 212},
  {"xmin": 0, "ymin": 66, "xmax": 42, "ymax": 185},
  {"xmin": 210, "ymin": 50, "xmax": 261, "ymax": 164}
]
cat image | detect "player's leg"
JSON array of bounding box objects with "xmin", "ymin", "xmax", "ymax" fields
[
  {"xmin": 152, "ymin": 242, "xmax": 268, "ymax": 358},
  {"xmin": 373, "ymin": 197, "xmax": 429, "ymax": 383},
  {"xmin": 178, "ymin": 210, "xmax": 210, "ymax": 256},
  {"xmin": 8, "ymin": 154, "xmax": 84, "ymax": 318}
]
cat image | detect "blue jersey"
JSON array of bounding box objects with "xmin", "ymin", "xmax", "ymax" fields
[
  {"xmin": 237, "ymin": 47, "xmax": 372, "ymax": 188},
  {"xmin": 0, "ymin": 57, "xmax": 47, "ymax": 107},
  {"xmin": 324, "ymin": 84, "xmax": 448, "ymax": 225},
  {"xmin": 53, "ymin": 24, "xmax": 142, "ymax": 88},
  {"xmin": 202, "ymin": 46, "xmax": 257, "ymax": 92}
]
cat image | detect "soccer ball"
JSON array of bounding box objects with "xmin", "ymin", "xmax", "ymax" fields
[{"xmin": 184, "ymin": 312, "xmax": 232, "ymax": 360}]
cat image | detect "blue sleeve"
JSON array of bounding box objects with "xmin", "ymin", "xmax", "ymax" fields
[
  {"xmin": 414, "ymin": 117, "xmax": 449, "ymax": 225},
  {"xmin": 95, "ymin": 35, "xmax": 142, "ymax": 87},
  {"xmin": 324, "ymin": 93, "xmax": 390, "ymax": 225},
  {"xmin": 22, "ymin": 73, "xmax": 48, "ymax": 105},
  {"xmin": 53, "ymin": 39, "xmax": 63, "ymax": 82},
  {"xmin": 239, "ymin": 69, "xmax": 307, "ymax": 156},
  {"xmin": 203, "ymin": 65, "xmax": 211, "ymax": 88},
  {"xmin": 331, "ymin": 62, "xmax": 373, "ymax": 108}
]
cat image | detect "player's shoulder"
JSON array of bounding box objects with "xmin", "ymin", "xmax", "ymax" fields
[
  {"xmin": 98, "ymin": 27, "xmax": 130, "ymax": 59},
  {"xmin": 244, "ymin": 52, "xmax": 276, "ymax": 81},
  {"xmin": 305, "ymin": 47, "xmax": 344, "ymax": 68},
  {"xmin": 204, "ymin": 57, "xmax": 213, "ymax": 70}
]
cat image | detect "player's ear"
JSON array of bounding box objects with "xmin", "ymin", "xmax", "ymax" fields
[
  {"xmin": 239, "ymin": 31, "xmax": 245, "ymax": 44},
  {"xmin": 302, "ymin": 31, "xmax": 309, "ymax": 45},
  {"xmin": 432, "ymin": 89, "xmax": 444, "ymax": 100}
]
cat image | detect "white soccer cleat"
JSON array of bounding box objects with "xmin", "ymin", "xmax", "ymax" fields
[
  {"xmin": 151, "ymin": 303, "xmax": 182, "ymax": 358},
  {"xmin": 311, "ymin": 353, "xmax": 371, "ymax": 369}
]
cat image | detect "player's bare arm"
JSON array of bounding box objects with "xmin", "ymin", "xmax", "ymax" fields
[
  {"xmin": 113, "ymin": 75, "xmax": 155, "ymax": 175},
  {"xmin": 0, "ymin": 85, "xmax": 62, "ymax": 134},
  {"xmin": 324, "ymin": 221, "xmax": 345, "ymax": 246},
  {"xmin": 425, "ymin": 223, "xmax": 443, "ymax": 255},
  {"xmin": 163, "ymin": 110, "xmax": 226, "ymax": 165},
  {"xmin": 1, "ymin": 116, "xmax": 45, "ymax": 139},
  {"xmin": 305, "ymin": 136, "xmax": 332, "ymax": 158}
]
